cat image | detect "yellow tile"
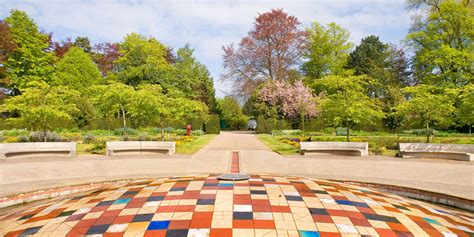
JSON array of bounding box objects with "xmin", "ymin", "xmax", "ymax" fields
[
  {"xmin": 275, "ymin": 220, "xmax": 297, "ymax": 230},
  {"xmin": 172, "ymin": 212, "xmax": 193, "ymax": 220},
  {"xmin": 295, "ymin": 221, "xmax": 317, "ymax": 231},
  {"xmin": 233, "ymin": 228, "xmax": 255, "ymax": 237},
  {"xmin": 211, "ymin": 219, "xmax": 232, "ymax": 228},
  {"xmin": 255, "ymin": 229, "xmax": 277, "ymax": 237}
]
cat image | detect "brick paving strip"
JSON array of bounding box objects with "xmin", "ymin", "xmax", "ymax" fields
[{"xmin": 231, "ymin": 152, "xmax": 240, "ymax": 173}]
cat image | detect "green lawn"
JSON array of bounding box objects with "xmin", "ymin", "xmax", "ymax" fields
[
  {"xmin": 257, "ymin": 134, "xmax": 300, "ymax": 155},
  {"xmin": 176, "ymin": 134, "xmax": 217, "ymax": 154}
]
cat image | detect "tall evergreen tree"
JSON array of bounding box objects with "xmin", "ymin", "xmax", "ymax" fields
[{"xmin": 4, "ymin": 10, "xmax": 56, "ymax": 92}]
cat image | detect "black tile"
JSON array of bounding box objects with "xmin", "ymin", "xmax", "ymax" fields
[
  {"xmin": 313, "ymin": 190, "xmax": 328, "ymax": 194},
  {"xmin": 124, "ymin": 191, "xmax": 138, "ymax": 195},
  {"xmin": 203, "ymin": 183, "xmax": 218, "ymax": 187},
  {"xmin": 309, "ymin": 208, "xmax": 328, "ymax": 215},
  {"xmin": 250, "ymin": 190, "xmax": 267, "ymax": 195},
  {"xmin": 233, "ymin": 212, "xmax": 253, "ymax": 220},
  {"xmin": 86, "ymin": 225, "xmax": 110, "ymax": 235},
  {"xmin": 170, "ymin": 187, "xmax": 186, "ymax": 191},
  {"xmin": 197, "ymin": 199, "xmax": 215, "ymax": 205},
  {"xmin": 132, "ymin": 214, "xmax": 154, "ymax": 222},
  {"xmin": 285, "ymin": 196, "xmax": 303, "ymax": 201},
  {"xmin": 58, "ymin": 211, "xmax": 76, "ymax": 217},
  {"xmin": 166, "ymin": 229, "xmax": 189, "ymax": 237},
  {"xmin": 393, "ymin": 204, "xmax": 409, "ymax": 211},
  {"xmin": 97, "ymin": 200, "xmax": 115, "ymax": 206},
  {"xmin": 18, "ymin": 214, "xmax": 34, "ymax": 220},
  {"xmin": 19, "ymin": 226, "xmax": 42, "ymax": 237},
  {"xmin": 363, "ymin": 213, "xmax": 400, "ymax": 223},
  {"xmin": 147, "ymin": 196, "xmax": 164, "ymax": 201}
]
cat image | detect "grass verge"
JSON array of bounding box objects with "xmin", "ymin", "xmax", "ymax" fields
[
  {"xmin": 176, "ymin": 134, "xmax": 217, "ymax": 154},
  {"xmin": 257, "ymin": 134, "xmax": 299, "ymax": 155}
]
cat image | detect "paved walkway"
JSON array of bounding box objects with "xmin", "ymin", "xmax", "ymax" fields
[{"xmin": 1, "ymin": 132, "xmax": 473, "ymax": 200}]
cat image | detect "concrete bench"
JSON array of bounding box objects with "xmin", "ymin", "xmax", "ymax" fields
[
  {"xmin": 399, "ymin": 143, "xmax": 473, "ymax": 161},
  {"xmin": 0, "ymin": 142, "xmax": 76, "ymax": 159},
  {"xmin": 300, "ymin": 142, "xmax": 368, "ymax": 156},
  {"xmin": 106, "ymin": 141, "xmax": 175, "ymax": 156}
]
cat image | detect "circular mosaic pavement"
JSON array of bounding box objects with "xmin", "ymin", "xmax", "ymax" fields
[{"xmin": 1, "ymin": 175, "xmax": 473, "ymax": 237}]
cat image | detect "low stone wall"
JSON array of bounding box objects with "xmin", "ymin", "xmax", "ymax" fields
[
  {"xmin": 106, "ymin": 141, "xmax": 176, "ymax": 156},
  {"xmin": 300, "ymin": 142, "xmax": 368, "ymax": 156},
  {"xmin": 0, "ymin": 142, "xmax": 76, "ymax": 159},
  {"xmin": 399, "ymin": 143, "xmax": 473, "ymax": 161}
]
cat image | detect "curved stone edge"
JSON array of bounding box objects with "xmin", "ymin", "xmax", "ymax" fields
[
  {"xmin": 329, "ymin": 180, "xmax": 474, "ymax": 212},
  {"xmin": 1, "ymin": 173, "xmax": 472, "ymax": 212}
]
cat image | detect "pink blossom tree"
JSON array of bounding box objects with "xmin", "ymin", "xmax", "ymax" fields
[{"xmin": 258, "ymin": 80, "xmax": 319, "ymax": 133}]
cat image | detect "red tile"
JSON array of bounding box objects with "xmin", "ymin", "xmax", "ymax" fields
[
  {"xmin": 253, "ymin": 205, "xmax": 272, "ymax": 212},
  {"xmin": 103, "ymin": 233, "xmax": 124, "ymax": 237},
  {"xmin": 157, "ymin": 206, "xmax": 176, "ymax": 212},
  {"xmin": 319, "ymin": 232, "xmax": 341, "ymax": 237},
  {"xmin": 175, "ymin": 205, "xmax": 195, "ymax": 212},
  {"xmin": 102, "ymin": 210, "xmax": 121, "ymax": 218},
  {"xmin": 254, "ymin": 220, "xmax": 275, "ymax": 229},
  {"xmin": 271, "ymin": 206, "xmax": 291, "ymax": 213},
  {"xmin": 327, "ymin": 209, "xmax": 346, "ymax": 217},
  {"xmin": 252, "ymin": 200, "xmax": 270, "ymax": 206},
  {"xmin": 210, "ymin": 228, "xmax": 232, "ymax": 237},
  {"xmin": 190, "ymin": 219, "xmax": 212, "ymax": 228},
  {"xmin": 193, "ymin": 212, "xmax": 213, "ymax": 220},
  {"xmin": 75, "ymin": 218, "xmax": 97, "ymax": 227},
  {"xmin": 95, "ymin": 216, "xmax": 115, "ymax": 225},
  {"xmin": 113, "ymin": 215, "xmax": 134, "ymax": 224},
  {"xmin": 312, "ymin": 215, "xmax": 333, "ymax": 223},
  {"xmin": 233, "ymin": 220, "xmax": 254, "ymax": 228},
  {"xmin": 90, "ymin": 206, "xmax": 108, "ymax": 212},
  {"xmin": 144, "ymin": 230, "xmax": 166, "ymax": 237},
  {"xmin": 375, "ymin": 228, "xmax": 398, "ymax": 237},
  {"xmin": 168, "ymin": 220, "xmax": 191, "ymax": 229}
]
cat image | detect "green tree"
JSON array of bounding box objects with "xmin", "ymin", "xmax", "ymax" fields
[
  {"xmin": 1, "ymin": 82, "xmax": 79, "ymax": 139},
  {"xmin": 456, "ymin": 85, "xmax": 474, "ymax": 135},
  {"xmin": 89, "ymin": 83, "xmax": 135, "ymax": 137},
  {"xmin": 74, "ymin": 36, "xmax": 92, "ymax": 53},
  {"xmin": 396, "ymin": 85, "xmax": 455, "ymax": 142},
  {"xmin": 0, "ymin": 20, "xmax": 17, "ymax": 87},
  {"xmin": 174, "ymin": 44, "xmax": 217, "ymax": 111},
  {"xmin": 314, "ymin": 73, "xmax": 384, "ymax": 141},
  {"xmin": 217, "ymin": 96, "xmax": 249, "ymax": 130},
  {"xmin": 54, "ymin": 46, "xmax": 101, "ymax": 91},
  {"xmin": 3, "ymin": 10, "xmax": 55, "ymax": 91},
  {"xmin": 115, "ymin": 33, "xmax": 173, "ymax": 87},
  {"xmin": 303, "ymin": 22, "xmax": 353, "ymax": 79},
  {"xmin": 406, "ymin": 0, "xmax": 473, "ymax": 86},
  {"xmin": 128, "ymin": 84, "xmax": 166, "ymax": 128}
]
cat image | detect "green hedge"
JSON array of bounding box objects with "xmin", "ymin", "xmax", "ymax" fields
[{"xmin": 205, "ymin": 114, "xmax": 220, "ymax": 134}]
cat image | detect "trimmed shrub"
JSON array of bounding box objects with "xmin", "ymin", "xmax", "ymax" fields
[
  {"xmin": 191, "ymin": 129, "xmax": 205, "ymax": 136},
  {"xmin": 0, "ymin": 134, "xmax": 3, "ymax": 142},
  {"xmin": 205, "ymin": 114, "xmax": 220, "ymax": 134},
  {"xmin": 17, "ymin": 136, "xmax": 29, "ymax": 142},
  {"xmin": 4, "ymin": 136, "xmax": 17, "ymax": 143},
  {"xmin": 2, "ymin": 129, "xmax": 29, "ymax": 137},
  {"xmin": 138, "ymin": 133, "xmax": 152, "ymax": 141},
  {"xmin": 113, "ymin": 127, "xmax": 138, "ymax": 136},
  {"xmin": 83, "ymin": 134, "xmax": 96, "ymax": 144},
  {"xmin": 29, "ymin": 131, "xmax": 62, "ymax": 142}
]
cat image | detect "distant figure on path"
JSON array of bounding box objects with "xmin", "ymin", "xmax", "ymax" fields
[{"xmin": 186, "ymin": 124, "xmax": 192, "ymax": 136}]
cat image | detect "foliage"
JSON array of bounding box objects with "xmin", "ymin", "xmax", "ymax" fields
[
  {"xmin": 113, "ymin": 127, "xmax": 138, "ymax": 136},
  {"xmin": 174, "ymin": 45, "xmax": 217, "ymax": 111},
  {"xmin": 406, "ymin": 0, "xmax": 473, "ymax": 86},
  {"xmin": 303, "ymin": 22, "xmax": 353, "ymax": 79},
  {"xmin": 3, "ymin": 10, "xmax": 55, "ymax": 91},
  {"xmin": 74, "ymin": 36, "xmax": 92, "ymax": 53},
  {"xmin": 222, "ymin": 9, "xmax": 307, "ymax": 98},
  {"xmin": 54, "ymin": 46, "xmax": 101, "ymax": 91},
  {"xmin": 217, "ymin": 96, "xmax": 248, "ymax": 130},
  {"xmin": 0, "ymin": 20, "xmax": 17, "ymax": 87},
  {"xmin": 258, "ymin": 80, "xmax": 319, "ymax": 132},
  {"xmin": 83, "ymin": 134, "xmax": 96, "ymax": 144},
  {"xmin": 456, "ymin": 85, "xmax": 474, "ymax": 132},
  {"xmin": 115, "ymin": 33, "xmax": 173, "ymax": 87},
  {"xmin": 205, "ymin": 114, "xmax": 221, "ymax": 134},
  {"xmin": 396, "ymin": 84, "xmax": 455, "ymax": 142},
  {"xmin": 29, "ymin": 131, "xmax": 62, "ymax": 142},
  {"xmin": 92, "ymin": 42, "xmax": 121, "ymax": 75},
  {"xmin": 1, "ymin": 82, "xmax": 80, "ymax": 135},
  {"xmin": 314, "ymin": 73, "xmax": 384, "ymax": 141}
]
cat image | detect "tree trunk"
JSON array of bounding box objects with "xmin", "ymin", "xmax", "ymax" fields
[
  {"xmin": 470, "ymin": 125, "xmax": 472, "ymax": 136},
  {"xmin": 161, "ymin": 121, "xmax": 165, "ymax": 141},
  {"xmin": 425, "ymin": 122, "xmax": 430, "ymax": 143},
  {"xmin": 301, "ymin": 117, "xmax": 305, "ymax": 137},
  {"xmin": 346, "ymin": 126, "xmax": 350, "ymax": 142},
  {"xmin": 43, "ymin": 128, "xmax": 47, "ymax": 142},
  {"xmin": 121, "ymin": 107, "xmax": 128, "ymax": 140}
]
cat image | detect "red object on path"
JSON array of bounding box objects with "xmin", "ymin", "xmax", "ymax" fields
[
  {"xmin": 231, "ymin": 152, "xmax": 240, "ymax": 173},
  {"xmin": 186, "ymin": 124, "xmax": 192, "ymax": 136}
]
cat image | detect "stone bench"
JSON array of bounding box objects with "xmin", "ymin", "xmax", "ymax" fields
[
  {"xmin": 0, "ymin": 142, "xmax": 76, "ymax": 159},
  {"xmin": 106, "ymin": 141, "xmax": 175, "ymax": 156},
  {"xmin": 300, "ymin": 142, "xmax": 368, "ymax": 156},
  {"xmin": 399, "ymin": 143, "xmax": 473, "ymax": 161}
]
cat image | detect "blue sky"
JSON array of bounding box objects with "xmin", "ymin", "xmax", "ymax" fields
[{"xmin": 0, "ymin": 0, "xmax": 417, "ymax": 97}]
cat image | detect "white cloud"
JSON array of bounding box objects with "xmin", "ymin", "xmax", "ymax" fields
[{"xmin": 0, "ymin": 0, "xmax": 415, "ymax": 97}]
